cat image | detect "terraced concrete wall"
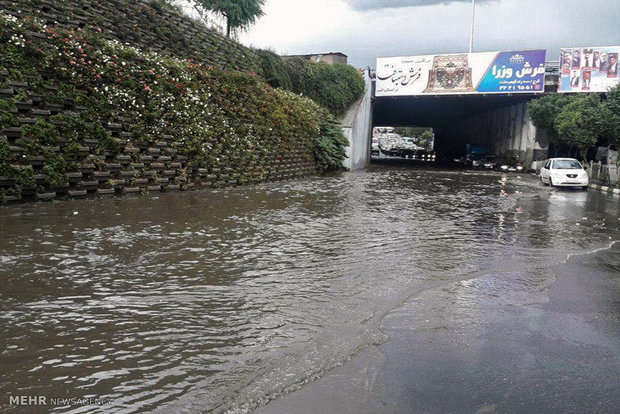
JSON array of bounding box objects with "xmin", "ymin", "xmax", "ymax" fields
[
  {"xmin": 0, "ymin": 0, "xmax": 261, "ymax": 73},
  {"xmin": 0, "ymin": 1, "xmax": 319, "ymax": 203}
]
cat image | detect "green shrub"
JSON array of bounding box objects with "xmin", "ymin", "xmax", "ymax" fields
[
  {"xmin": 0, "ymin": 111, "xmax": 19, "ymax": 129},
  {"xmin": 22, "ymin": 119, "xmax": 59, "ymax": 146},
  {"xmin": 42, "ymin": 150, "xmax": 67, "ymax": 186},
  {"xmin": 256, "ymin": 49, "xmax": 293, "ymax": 91},
  {"xmin": 0, "ymin": 137, "xmax": 11, "ymax": 172},
  {"xmin": 0, "ymin": 98, "xmax": 15, "ymax": 111},
  {"xmin": 12, "ymin": 165, "xmax": 35, "ymax": 187},
  {"xmin": 287, "ymin": 58, "xmax": 364, "ymax": 115},
  {"xmin": 314, "ymin": 117, "xmax": 348, "ymax": 172}
]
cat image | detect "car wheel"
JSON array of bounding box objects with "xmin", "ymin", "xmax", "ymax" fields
[{"xmin": 549, "ymin": 177, "xmax": 554, "ymax": 187}]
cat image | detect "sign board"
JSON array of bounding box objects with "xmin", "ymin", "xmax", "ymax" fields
[
  {"xmin": 558, "ymin": 46, "xmax": 620, "ymax": 92},
  {"xmin": 376, "ymin": 50, "xmax": 547, "ymax": 97}
]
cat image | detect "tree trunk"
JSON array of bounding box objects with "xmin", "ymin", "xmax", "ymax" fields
[{"xmin": 226, "ymin": 17, "xmax": 231, "ymax": 37}]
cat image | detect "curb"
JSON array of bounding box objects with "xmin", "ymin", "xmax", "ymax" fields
[{"xmin": 588, "ymin": 183, "xmax": 620, "ymax": 196}]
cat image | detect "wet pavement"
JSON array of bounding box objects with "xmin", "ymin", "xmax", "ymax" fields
[
  {"xmin": 0, "ymin": 165, "xmax": 619, "ymax": 413},
  {"xmin": 255, "ymin": 241, "xmax": 620, "ymax": 414}
]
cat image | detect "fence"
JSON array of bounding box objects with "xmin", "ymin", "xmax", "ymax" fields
[{"xmin": 587, "ymin": 161, "xmax": 619, "ymax": 187}]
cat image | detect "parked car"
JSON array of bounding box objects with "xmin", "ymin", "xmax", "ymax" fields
[
  {"xmin": 371, "ymin": 138, "xmax": 380, "ymax": 156},
  {"xmin": 482, "ymin": 155, "xmax": 497, "ymax": 169},
  {"xmin": 493, "ymin": 158, "xmax": 523, "ymax": 173},
  {"xmin": 539, "ymin": 158, "xmax": 589, "ymax": 189}
]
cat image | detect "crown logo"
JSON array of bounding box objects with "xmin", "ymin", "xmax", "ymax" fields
[{"xmin": 510, "ymin": 54, "xmax": 525, "ymax": 64}]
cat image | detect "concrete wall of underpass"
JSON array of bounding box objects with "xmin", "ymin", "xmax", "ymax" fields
[
  {"xmin": 435, "ymin": 101, "xmax": 548, "ymax": 165},
  {"xmin": 340, "ymin": 71, "xmax": 372, "ymax": 171}
]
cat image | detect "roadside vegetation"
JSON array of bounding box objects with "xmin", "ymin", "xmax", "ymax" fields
[
  {"xmin": 0, "ymin": 9, "xmax": 352, "ymax": 199},
  {"xmin": 164, "ymin": 1, "xmax": 365, "ymax": 115},
  {"xmin": 528, "ymin": 85, "xmax": 620, "ymax": 159}
]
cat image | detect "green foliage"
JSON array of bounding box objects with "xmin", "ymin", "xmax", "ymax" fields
[
  {"xmin": 604, "ymin": 83, "xmax": 620, "ymax": 146},
  {"xmin": 0, "ymin": 98, "xmax": 15, "ymax": 111},
  {"xmin": 42, "ymin": 150, "xmax": 68, "ymax": 186},
  {"xmin": 0, "ymin": 111, "xmax": 19, "ymax": 129},
  {"xmin": 314, "ymin": 117, "xmax": 348, "ymax": 172},
  {"xmin": 394, "ymin": 126, "xmax": 432, "ymax": 137},
  {"xmin": 22, "ymin": 119, "xmax": 59, "ymax": 146},
  {"xmin": 95, "ymin": 127, "xmax": 121, "ymax": 155},
  {"xmin": 554, "ymin": 94, "xmax": 615, "ymax": 158},
  {"xmin": 11, "ymin": 165, "xmax": 35, "ymax": 187},
  {"xmin": 528, "ymin": 94, "xmax": 573, "ymax": 143},
  {"xmin": 193, "ymin": 0, "xmax": 265, "ymax": 37},
  {"xmin": 0, "ymin": 137, "xmax": 11, "ymax": 170},
  {"xmin": 256, "ymin": 49, "xmax": 293, "ymax": 90},
  {"xmin": 0, "ymin": 138, "xmax": 35, "ymax": 187},
  {"xmin": 287, "ymin": 58, "xmax": 364, "ymax": 116}
]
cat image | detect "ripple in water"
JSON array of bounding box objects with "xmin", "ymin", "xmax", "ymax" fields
[{"xmin": 0, "ymin": 167, "xmax": 618, "ymax": 413}]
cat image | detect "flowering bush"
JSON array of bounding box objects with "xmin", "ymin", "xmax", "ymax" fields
[{"xmin": 0, "ymin": 10, "xmax": 348, "ymax": 192}]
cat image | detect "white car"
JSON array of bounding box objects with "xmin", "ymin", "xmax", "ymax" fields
[{"xmin": 540, "ymin": 158, "xmax": 589, "ymax": 190}]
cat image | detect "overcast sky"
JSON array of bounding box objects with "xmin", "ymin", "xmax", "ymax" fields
[{"xmin": 239, "ymin": 0, "xmax": 620, "ymax": 68}]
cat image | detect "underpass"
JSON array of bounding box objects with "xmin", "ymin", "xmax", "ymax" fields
[{"xmin": 366, "ymin": 51, "xmax": 561, "ymax": 167}]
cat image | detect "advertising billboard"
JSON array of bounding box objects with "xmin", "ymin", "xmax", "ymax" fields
[
  {"xmin": 558, "ymin": 46, "xmax": 620, "ymax": 93},
  {"xmin": 376, "ymin": 50, "xmax": 547, "ymax": 97}
]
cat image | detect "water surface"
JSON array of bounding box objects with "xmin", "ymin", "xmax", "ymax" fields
[{"xmin": 1, "ymin": 167, "xmax": 618, "ymax": 413}]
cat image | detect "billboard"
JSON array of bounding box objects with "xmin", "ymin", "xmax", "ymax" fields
[
  {"xmin": 376, "ymin": 50, "xmax": 547, "ymax": 97},
  {"xmin": 558, "ymin": 46, "xmax": 620, "ymax": 93}
]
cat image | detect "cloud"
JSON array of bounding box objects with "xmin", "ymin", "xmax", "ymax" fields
[{"xmin": 344, "ymin": 0, "xmax": 493, "ymax": 11}]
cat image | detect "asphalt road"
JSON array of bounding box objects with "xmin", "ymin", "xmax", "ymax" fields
[{"xmin": 255, "ymin": 190, "xmax": 620, "ymax": 414}]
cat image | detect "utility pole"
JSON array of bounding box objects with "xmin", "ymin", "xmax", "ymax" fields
[{"xmin": 469, "ymin": 0, "xmax": 476, "ymax": 54}]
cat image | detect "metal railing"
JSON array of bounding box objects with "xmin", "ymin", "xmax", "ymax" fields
[{"xmin": 587, "ymin": 161, "xmax": 619, "ymax": 186}]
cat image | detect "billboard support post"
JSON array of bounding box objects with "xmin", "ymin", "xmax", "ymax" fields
[{"xmin": 469, "ymin": 0, "xmax": 476, "ymax": 54}]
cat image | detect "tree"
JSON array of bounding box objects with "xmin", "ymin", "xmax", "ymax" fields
[
  {"xmin": 554, "ymin": 94, "xmax": 615, "ymax": 159},
  {"xmin": 192, "ymin": 0, "xmax": 265, "ymax": 37},
  {"xmin": 604, "ymin": 83, "xmax": 620, "ymax": 146},
  {"xmin": 527, "ymin": 94, "xmax": 573, "ymax": 143},
  {"xmin": 418, "ymin": 130, "xmax": 434, "ymax": 151}
]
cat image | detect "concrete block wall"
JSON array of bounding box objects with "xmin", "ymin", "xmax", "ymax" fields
[
  {"xmin": 0, "ymin": 0, "xmax": 262, "ymax": 74},
  {"xmin": 0, "ymin": 2, "xmax": 319, "ymax": 203}
]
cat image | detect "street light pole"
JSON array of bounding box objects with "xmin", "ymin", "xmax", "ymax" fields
[{"xmin": 469, "ymin": 0, "xmax": 476, "ymax": 54}]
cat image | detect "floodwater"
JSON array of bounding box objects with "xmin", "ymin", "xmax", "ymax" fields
[{"xmin": 0, "ymin": 166, "xmax": 619, "ymax": 414}]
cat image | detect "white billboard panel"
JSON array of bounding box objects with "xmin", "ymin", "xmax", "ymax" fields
[{"xmin": 376, "ymin": 50, "xmax": 547, "ymax": 97}]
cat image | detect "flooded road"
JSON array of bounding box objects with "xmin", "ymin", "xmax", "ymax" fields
[{"xmin": 1, "ymin": 166, "xmax": 619, "ymax": 413}]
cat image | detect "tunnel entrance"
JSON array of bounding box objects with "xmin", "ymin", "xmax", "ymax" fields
[{"xmin": 372, "ymin": 94, "xmax": 548, "ymax": 166}]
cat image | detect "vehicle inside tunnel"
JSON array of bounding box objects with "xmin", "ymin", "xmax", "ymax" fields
[{"xmin": 372, "ymin": 93, "xmax": 548, "ymax": 164}]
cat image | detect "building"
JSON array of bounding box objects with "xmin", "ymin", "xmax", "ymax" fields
[{"xmin": 283, "ymin": 52, "xmax": 348, "ymax": 65}]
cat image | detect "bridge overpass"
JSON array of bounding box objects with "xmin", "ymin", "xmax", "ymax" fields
[{"xmin": 370, "ymin": 62, "xmax": 561, "ymax": 165}]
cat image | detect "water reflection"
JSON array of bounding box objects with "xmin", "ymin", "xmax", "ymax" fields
[{"xmin": 0, "ymin": 167, "xmax": 618, "ymax": 413}]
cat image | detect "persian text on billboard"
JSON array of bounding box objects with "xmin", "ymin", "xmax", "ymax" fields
[
  {"xmin": 375, "ymin": 50, "xmax": 547, "ymax": 96},
  {"xmin": 558, "ymin": 46, "xmax": 620, "ymax": 93}
]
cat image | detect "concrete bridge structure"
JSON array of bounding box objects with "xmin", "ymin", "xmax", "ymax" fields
[
  {"xmin": 342, "ymin": 63, "xmax": 562, "ymax": 171},
  {"xmin": 373, "ymin": 66, "xmax": 560, "ymax": 165}
]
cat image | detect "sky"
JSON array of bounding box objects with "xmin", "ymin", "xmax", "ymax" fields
[{"xmin": 238, "ymin": 0, "xmax": 620, "ymax": 68}]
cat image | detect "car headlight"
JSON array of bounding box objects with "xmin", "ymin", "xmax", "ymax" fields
[{"xmin": 501, "ymin": 165, "xmax": 508, "ymax": 170}]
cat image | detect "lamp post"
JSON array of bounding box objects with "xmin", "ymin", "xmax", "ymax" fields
[{"xmin": 469, "ymin": 0, "xmax": 476, "ymax": 54}]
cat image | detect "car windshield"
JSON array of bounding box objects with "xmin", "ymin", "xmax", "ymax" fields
[{"xmin": 553, "ymin": 160, "xmax": 582, "ymax": 169}]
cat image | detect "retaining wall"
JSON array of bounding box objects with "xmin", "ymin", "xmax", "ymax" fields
[
  {"xmin": 0, "ymin": 0, "xmax": 262, "ymax": 73},
  {"xmin": 0, "ymin": 1, "xmax": 321, "ymax": 203}
]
